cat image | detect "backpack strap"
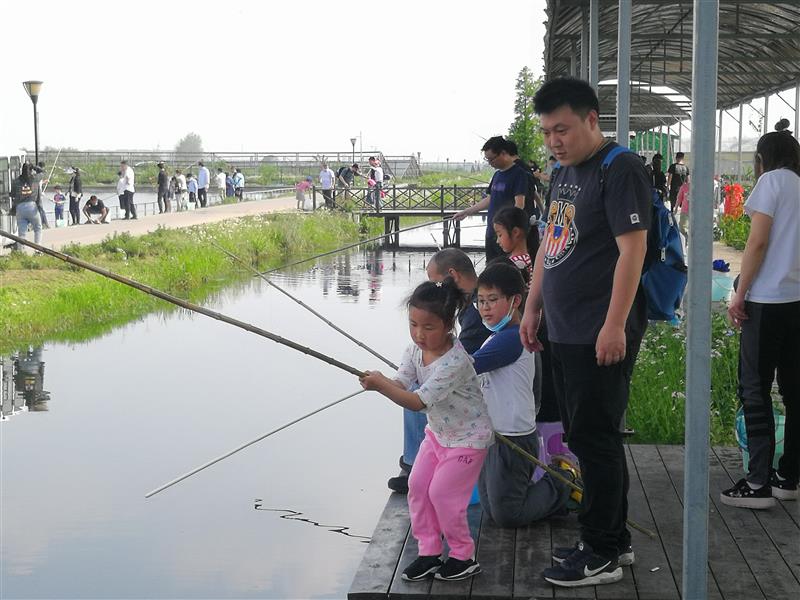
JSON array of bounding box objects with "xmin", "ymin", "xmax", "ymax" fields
[{"xmin": 599, "ymin": 145, "xmax": 635, "ymax": 192}]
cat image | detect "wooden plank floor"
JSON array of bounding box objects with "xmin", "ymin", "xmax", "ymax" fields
[{"xmin": 348, "ymin": 445, "xmax": 800, "ymax": 600}]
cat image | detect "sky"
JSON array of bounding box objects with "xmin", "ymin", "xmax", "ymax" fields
[{"xmin": 0, "ymin": 0, "xmax": 545, "ymax": 162}]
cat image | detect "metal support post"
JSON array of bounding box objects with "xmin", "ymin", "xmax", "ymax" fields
[
  {"xmin": 616, "ymin": 0, "xmax": 632, "ymax": 148},
  {"xmin": 795, "ymin": 81, "xmax": 799, "ymax": 138},
  {"xmin": 581, "ymin": 7, "xmax": 589, "ymax": 81},
  {"xmin": 737, "ymin": 103, "xmax": 743, "ymax": 181},
  {"xmin": 764, "ymin": 95, "xmax": 769, "ymax": 134},
  {"xmin": 717, "ymin": 109, "xmax": 723, "ymax": 176},
  {"xmin": 589, "ymin": 0, "xmax": 599, "ymax": 90}
]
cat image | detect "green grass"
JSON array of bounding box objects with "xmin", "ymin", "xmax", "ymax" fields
[
  {"xmin": 628, "ymin": 313, "xmax": 740, "ymax": 445},
  {"xmin": 397, "ymin": 170, "xmax": 494, "ymax": 188},
  {"xmin": 0, "ymin": 213, "xmax": 381, "ymax": 354},
  {"xmin": 719, "ymin": 214, "xmax": 751, "ymax": 250}
]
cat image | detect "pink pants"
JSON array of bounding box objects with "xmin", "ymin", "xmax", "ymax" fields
[{"xmin": 408, "ymin": 428, "xmax": 488, "ymax": 560}]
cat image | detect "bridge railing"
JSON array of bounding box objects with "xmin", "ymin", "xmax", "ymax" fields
[{"xmin": 319, "ymin": 185, "xmax": 484, "ymax": 213}]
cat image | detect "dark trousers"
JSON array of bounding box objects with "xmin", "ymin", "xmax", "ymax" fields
[
  {"xmin": 739, "ymin": 300, "xmax": 800, "ymax": 485},
  {"xmin": 69, "ymin": 196, "xmax": 80, "ymax": 224},
  {"xmin": 197, "ymin": 187, "xmax": 207, "ymax": 208},
  {"xmin": 484, "ymin": 233, "xmax": 504, "ymax": 263},
  {"xmin": 322, "ymin": 188, "xmax": 335, "ymax": 208},
  {"xmin": 119, "ymin": 194, "xmax": 127, "ymax": 216},
  {"xmin": 37, "ymin": 203, "xmax": 49, "ymax": 228},
  {"xmin": 157, "ymin": 189, "xmax": 169, "ymax": 213},
  {"xmin": 189, "ymin": 191, "xmax": 196, "ymax": 206},
  {"xmin": 123, "ymin": 190, "xmax": 136, "ymax": 218},
  {"xmin": 550, "ymin": 341, "xmax": 637, "ymax": 559}
]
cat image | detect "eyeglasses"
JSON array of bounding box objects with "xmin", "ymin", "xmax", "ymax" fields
[
  {"xmin": 483, "ymin": 154, "xmax": 498, "ymax": 163},
  {"xmin": 473, "ymin": 296, "xmax": 504, "ymax": 309}
]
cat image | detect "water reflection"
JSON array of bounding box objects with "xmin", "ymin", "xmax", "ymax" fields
[{"xmin": 1, "ymin": 346, "xmax": 50, "ymax": 420}]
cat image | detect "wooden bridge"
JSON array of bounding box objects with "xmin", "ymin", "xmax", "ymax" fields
[{"xmin": 312, "ymin": 185, "xmax": 486, "ymax": 248}]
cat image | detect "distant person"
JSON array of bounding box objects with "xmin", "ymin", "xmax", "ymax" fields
[
  {"xmin": 174, "ymin": 169, "xmax": 188, "ymax": 211},
  {"xmin": 359, "ymin": 278, "xmax": 493, "ymax": 582},
  {"xmin": 116, "ymin": 171, "xmax": 127, "ymax": 218},
  {"xmin": 232, "ymin": 168, "xmax": 245, "ymax": 201},
  {"xmin": 675, "ymin": 181, "xmax": 690, "ymax": 240},
  {"xmin": 225, "ymin": 171, "xmax": 235, "ymax": 197},
  {"xmin": 366, "ymin": 156, "xmax": 384, "ymax": 207},
  {"xmin": 197, "ymin": 161, "xmax": 210, "ymax": 208},
  {"xmin": 187, "ymin": 172, "xmax": 198, "ymax": 208},
  {"xmin": 215, "ymin": 168, "xmax": 227, "ymax": 204},
  {"xmin": 337, "ymin": 163, "xmax": 361, "ymax": 202},
  {"xmin": 505, "ymin": 139, "xmax": 544, "ymax": 219},
  {"xmin": 83, "ymin": 194, "xmax": 109, "ymax": 224},
  {"xmin": 295, "ymin": 176, "xmax": 313, "ymax": 210},
  {"xmin": 10, "ymin": 162, "xmax": 43, "ymax": 245},
  {"xmin": 454, "ymin": 136, "xmax": 528, "ymax": 262},
  {"xmin": 666, "ymin": 152, "xmax": 689, "ymax": 213},
  {"xmin": 157, "ymin": 162, "xmax": 170, "ymax": 213},
  {"xmin": 52, "ymin": 185, "xmax": 66, "ymax": 226},
  {"xmin": 722, "ymin": 129, "xmax": 800, "ymax": 509},
  {"xmin": 651, "ymin": 153, "xmax": 667, "ymax": 198},
  {"xmin": 68, "ymin": 167, "xmax": 83, "ymax": 226},
  {"xmin": 120, "ymin": 160, "xmax": 137, "ymax": 220},
  {"xmin": 319, "ymin": 162, "xmax": 336, "ymax": 209}
]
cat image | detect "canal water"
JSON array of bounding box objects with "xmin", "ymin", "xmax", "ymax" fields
[{"xmin": 0, "ymin": 224, "xmax": 485, "ymax": 599}]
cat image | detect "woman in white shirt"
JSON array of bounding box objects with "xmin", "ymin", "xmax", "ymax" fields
[{"xmin": 721, "ymin": 129, "xmax": 800, "ymax": 509}]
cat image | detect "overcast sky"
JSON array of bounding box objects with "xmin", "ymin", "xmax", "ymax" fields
[{"xmin": 0, "ymin": 0, "xmax": 545, "ymax": 162}]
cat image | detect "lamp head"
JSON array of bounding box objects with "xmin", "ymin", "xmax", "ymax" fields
[
  {"xmin": 22, "ymin": 80, "xmax": 43, "ymax": 102},
  {"xmin": 350, "ymin": 137, "xmax": 357, "ymax": 146}
]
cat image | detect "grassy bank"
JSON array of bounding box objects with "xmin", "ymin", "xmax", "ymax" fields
[
  {"xmin": 0, "ymin": 213, "xmax": 379, "ymax": 354},
  {"xmin": 628, "ymin": 313, "xmax": 740, "ymax": 445}
]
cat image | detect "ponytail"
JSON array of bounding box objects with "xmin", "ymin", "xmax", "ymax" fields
[
  {"xmin": 492, "ymin": 205, "xmax": 539, "ymax": 258},
  {"xmin": 407, "ymin": 277, "xmax": 466, "ymax": 329}
]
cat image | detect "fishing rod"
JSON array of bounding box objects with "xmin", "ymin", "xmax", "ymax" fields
[
  {"xmin": 0, "ymin": 231, "xmax": 366, "ymax": 377},
  {"xmin": 495, "ymin": 433, "xmax": 656, "ymax": 539},
  {"xmin": 41, "ymin": 147, "xmax": 63, "ymax": 195},
  {"xmin": 145, "ymin": 389, "xmax": 366, "ymax": 498},
  {"xmin": 263, "ymin": 216, "xmax": 455, "ymax": 275},
  {"xmin": 209, "ymin": 239, "xmax": 398, "ymax": 370}
]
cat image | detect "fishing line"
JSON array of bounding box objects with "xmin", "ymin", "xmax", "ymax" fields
[{"xmin": 253, "ymin": 505, "xmax": 371, "ymax": 543}]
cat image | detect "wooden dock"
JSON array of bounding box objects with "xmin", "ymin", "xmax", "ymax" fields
[{"xmin": 348, "ymin": 445, "xmax": 800, "ymax": 600}]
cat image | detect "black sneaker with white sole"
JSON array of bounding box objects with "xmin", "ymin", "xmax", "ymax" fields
[
  {"xmin": 387, "ymin": 474, "xmax": 409, "ymax": 494},
  {"xmin": 553, "ymin": 542, "xmax": 635, "ymax": 566},
  {"xmin": 401, "ymin": 555, "xmax": 443, "ymax": 581},
  {"xmin": 543, "ymin": 541, "xmax": 622, "ymax": 587},
  {"xmin": 720, "ymin": 478, "xmax": 775, "ymax": 509},
  {"xmin": 434, "ymin": 557, "xmax": 481, "ymax": 581},
  {"xmin": 769, "ymin": 470, "xmax": 798, "ymax": 501}
]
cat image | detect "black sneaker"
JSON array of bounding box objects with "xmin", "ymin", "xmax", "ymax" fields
[
  {"xmin": 387, "ymin": 474, "xmax": 409, "ymax": 494},
  {"xmin": 543, "ymin": 541, "xmax": 622, "ymax": 587},
  {"xmin": 770, "ymin": 471, "xmax": 799, "ymax": 501},
  {"xmin": 553, "ymin": 542, "xmax": 634, "ymax": 566},
  {"xmin": 434, "ymin": 557, "xmax": 481, "ymax": 581},
  {"xmin": 399, "ymin": 455, "xmax": 412, "ymax": 475},
  {"xmin": 720, "ymin": 478, "xmax": 775, "ymax": 509},
  {"xmin": 401, "ymin": 555, "xmax": 442, "ymax": 581}
]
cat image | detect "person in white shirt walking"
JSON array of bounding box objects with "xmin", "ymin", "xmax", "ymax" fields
[
  {"xmin": 215, "ymin": 168, "xmax": 226, "ymax": 205},
  {"xmin": 232, "ymin": 168, "xmax": 245, "ymax": 201},
  {"xmin": 174, "ymin": 169, "xmax": 188, "ymax": 211},
  {"xmin": 319, "ymin": 162, "xmax": 336, "ymax": 209},
  {"xmin": 120, "ymin": 160, "xmax": 137, "ymax": 220},
  {"xmin": 197, "ymin": 161, "xmax": 211, "ymax": 208}
]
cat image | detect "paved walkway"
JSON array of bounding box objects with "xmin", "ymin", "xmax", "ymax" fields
[{"xmin": 22, "ymin": 195, "xmax": 297, "ymax": 251}]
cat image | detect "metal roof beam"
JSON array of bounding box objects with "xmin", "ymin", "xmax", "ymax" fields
[
  {"xmin": 553, "ymin": 33, "xmax": 800, "ymax": 40},
  {"xmin": 558, "ymin": 0, "xmax": 786, "ymax": 5}
]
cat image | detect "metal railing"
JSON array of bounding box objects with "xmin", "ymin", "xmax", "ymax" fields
[{"xmin": 310, "ymin": 185, "xmax": 484, "ymax": 213}]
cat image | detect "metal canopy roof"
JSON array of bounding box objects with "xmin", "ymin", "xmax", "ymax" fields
[{"xmin": 544, "ymin": 0, "xmax": 800, "ymax": 132}]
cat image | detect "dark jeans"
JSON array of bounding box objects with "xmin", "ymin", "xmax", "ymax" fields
[
  {"xmin": 119, "ymin": 194, "xmax": 127, "ymax": 216},
  {"xmin": 550, "ymin": 341, "xmax": 637, "ymax": 559},
  {"xmin": 189, "ymin": 191, "xmax": 196, "ymax": 205},
  {"xmin": 69, "ymin": 196, "xmax": 81, "ymax": 224},
  {"xmin": 739, "ymin": 300, "xmax": 800, "ymax": 485},
  {"xmin": 122, "ymin": 190, "xmax": 137, "ymax": 218},
  {"xmin": 197, "ymin": 187, "xmax": 207, "ymax": 208},
  {"xmin": 322, "ymin": 188, "xmax": 335, "ymax": 208},
  {"xmin": 235, "ymin": 187, "xmax": 243, "ymax": 201},
  {"xmin": 158, "ymin": 189, "xmax": 169, "ymax": 213}
]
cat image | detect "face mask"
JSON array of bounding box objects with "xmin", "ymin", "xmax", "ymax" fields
[{"xmin": 483, "ymin": 303, "xmax": 516, "ymax": 333}]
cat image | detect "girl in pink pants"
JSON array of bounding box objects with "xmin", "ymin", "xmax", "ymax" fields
[{"xmin": 360, "ymin": 277, "xmax": 493, "ymax": 582}]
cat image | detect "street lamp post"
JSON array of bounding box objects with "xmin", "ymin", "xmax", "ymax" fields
[
  {"xmin": 350, "ymin": 137, "xmax": 357, "ymax": 164},
  {"xmin": 22, "ymin": 81, "xmax": 43, "ymax": 165}
]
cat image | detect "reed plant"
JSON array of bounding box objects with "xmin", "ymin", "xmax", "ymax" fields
[
  {"xmin": 628, "ymin": 313, "xmax": 740, "ymax": 445},
  {"xmin": 0, "ymin": 213, "xmax": 380, "ymax": 354}
]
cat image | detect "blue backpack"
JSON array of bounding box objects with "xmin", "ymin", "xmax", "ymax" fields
[{"xmin": 551, "ymin": 146, "xmax": 688, "ymax": 322}]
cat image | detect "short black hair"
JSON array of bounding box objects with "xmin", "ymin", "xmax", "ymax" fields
[
  {"xmin": 198, "ymin": 161, "xmax": 204, "ymax": 166},
  {"xmin": 477, "ymin": 261, "xmax": 525, "ymax": 298},
  {"xmin": 533, "ymin": 77, "xmax": 600, "ymax": 118},
  {"xmin": 482, "ymin": 136, "xmax": 510, "ymax": 155},
  {"xmin": 675, "ymin": 152, "xmax": 685, "ymax": 160},
  {"xmin": 504, "ymin": 139, "xmax": 519, "ymax": 156}
]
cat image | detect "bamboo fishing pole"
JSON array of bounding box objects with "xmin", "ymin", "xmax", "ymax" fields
[
  {"xmin": 145, "ymin": 389, "xmax": 366, "ymax": 498},
  {"xmin": 495, "ymin": 433, "xmax": 656, "ymax": 539},
  {"xmin": 209, "ymin": 239, "xmax": 398, "ymax": 370},
  {"xmin": 0, "ymin": 231, "xmax": 366, "ymax": 377}
]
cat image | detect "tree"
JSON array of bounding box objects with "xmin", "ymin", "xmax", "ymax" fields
[
  {"xmin": 507, "ymin": 67, "xmax": 547, "ymax": 166},
  {"xmin": 175, "ymin": 132, "xmax": 203, "ymax": 154}
]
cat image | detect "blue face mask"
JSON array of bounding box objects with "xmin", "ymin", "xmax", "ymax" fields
[{"xmin": 482, "ymin": 303, "xmax": 516, "ymax": 333}]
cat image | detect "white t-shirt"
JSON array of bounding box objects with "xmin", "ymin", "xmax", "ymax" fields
[
  {"xmin": 394, "ymin": 337, "xmax": 493, "ymax": 449},
  {"xmin": 215, "ymin": 172, "xmax": 226, "ymax": 189},
  {"xmin": 122, "ymin": 166, "xmax": 135, "ymax": 193},
  {"xmin": 319, "ymin": 168, "xmax": 335, "ymax": 190},
  {"xmin": 372, "ymin": 166, "xmax": 384, "ymax": 184},
  {"xmin": 744, "ymin": 168, "xmax": 800, "ymax": 303}
]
